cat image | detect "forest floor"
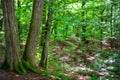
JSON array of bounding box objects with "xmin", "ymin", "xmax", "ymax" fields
[
  {"xmin": 48, "ymin": 37, "xmax": 120, "ymax": 80},
  {"xmin": 0, "ymin": 69, "xmax": 51, "ymax": 80},
  {"xmin": 0, "ymin": 37, "xmax": 119, "ymax": 80},
  {"xmin": 0, "ymin": 58, "xmax": 51, "ymax": 80}
]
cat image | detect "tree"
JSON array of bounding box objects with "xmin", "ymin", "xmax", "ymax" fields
[
  {"xmin": 40, "ymin": 0, "xmax": 54, "ymax": 68},
  {"xmin": 0, "ymin": 17, "xmax": 3, "ymax": 31},
  {"xmin": 1, "ymin": 0, "xmax": 44, "ymax": 74},
  {"xmin": 1, "ymin": 0, "xmax": 22, "ymax": 72},
  {"xmin": 100, "ymin": 8, "xmax": 105, "ymax": 49},
  {"xmin": 0, "ymin": 2, "xmax": 3, "ymax": 31},
  {"xmin": 81, "ymin": 1, "xmax": 87, "ymax": 43},
  {"xmin": 23, "ymin": 0, "xmax": 44, "ymax": 66},
  {"xmin": 40, "ymin": 0, "xmax": 48, "ymax": 46},
  {"xmin": 17, "ymin": 0, "xmax": 21, "ymax": 29}
]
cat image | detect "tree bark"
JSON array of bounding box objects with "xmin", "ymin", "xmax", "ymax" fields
[
  {"xmin": 40, "ymin": 1, "xmax": 48, "ymax": 46},
  {"xmin": 24, "ymin": 0, "xmax": 44, "ymax": 66},
  {"xmin": 1, "ymin": 0, "xmax": 21, "ymax": 71},
  {"xmin": 40, "ymin": 0, "xmax": 54, "ymax": 68},
  {"xmin": 110, "ymin": 5, "xmax": 113, "ymax": 48},
  {"xmin": 17, "ymin": 0, "xmax": 21, "ymax": 29},
  {"xmin": 100, "ymin": 9, "xmax": 104, "ymax": 50},
  {"xmin": 0, "ymin": 1, "xmax": 3, "ymax": 31},
  {"xmin": 0, "ymin": 17, "xmax": 3, "ymax": 31},
  {"xmin": 81, "ymin": 1, "xmax": 87, "ymax": 43}
]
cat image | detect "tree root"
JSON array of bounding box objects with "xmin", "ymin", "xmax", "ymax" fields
[
  {"xmin": 14, "ymin": 61, "xmax": 27, "ymax": 74},
  {"xmin": 22, "ymin": 59, "xmax": 41, "ymax": 74},
  {"xmin": 1, "ymin": 59, "xmax": 41, "ymax": 74}
]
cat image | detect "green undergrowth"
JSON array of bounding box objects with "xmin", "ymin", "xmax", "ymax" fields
[{"xmin": 46, "ymin": 38, "xmax": 120, "ymax": 80}]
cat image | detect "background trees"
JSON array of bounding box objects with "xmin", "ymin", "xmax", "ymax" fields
[{"xmin": 40, "ymin": 0, "xmax": 54, "ymax": 68}]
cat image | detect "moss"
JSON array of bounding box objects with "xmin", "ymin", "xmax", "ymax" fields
[
  {"xmin": 19, "ymin": 61, "xmax": 27, "ymax": 74},
  {"xmin": 13, "ymin": 60, "xmax": 41, "ymax": 74},
  {"xmin": 1, "ymin": 58, "xmax": 41, "ymax": 74},
  {"xmin": 22, "ymin": 59, "xmax": 41, "ymax": 74},
  {"xmin": 14, "ymin": 63, "xmax": 22, "ymax": 74}
]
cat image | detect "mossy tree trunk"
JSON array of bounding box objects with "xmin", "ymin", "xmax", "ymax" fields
[
  {"xmin": 40, "ymin": 0, "xmax": 54, "ymax": 69},
  {"xmin": 1, "ymin": 0, "xmax": 22, "ymax": 72},
  {"xmin": 23, "ymin": 0, "xmax": 44, "ymax": 67},
  {"xmin": 2, "ymin": 0, "xmax": 44, "ymax": 74}
]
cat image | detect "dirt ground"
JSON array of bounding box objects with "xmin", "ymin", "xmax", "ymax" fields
[
  {"xmin": 0, "ymin": 57, "xmax": 51, "ymax": 80},
  {"xmin": 0, "ymin": 69, "xmax": 51, "ymax": 80}
]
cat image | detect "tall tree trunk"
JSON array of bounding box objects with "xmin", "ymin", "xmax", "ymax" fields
[
  {"xmin": 81, "ymin": 1, "xmax": 87, "ymax": 43},
  {"xmin": 24, "ymin": 0, "xmax": 44, "ymax": 66},
  {"xmin": 40, "ymin": 0, "xmax": 54, "ymax": 68},
  {"xmin": 0, "ymin": 2, "xmax": 3, "ymax": 31},
  {"xmin": 40, "ymin": 1, "xmax": 47, "ymax": 46},
  {"xmin": 100, "ymin": 9, "xmax": 104, "ymax": 50},
  {"xmin": 1, "ymin": 0, "xmax": 22, "ymax": 72},
  {"xmin": 0, "ymin": 17, "xmax": 3, "ymax": 31},
  {"xmin": 110, "ymin": 5, "xmax": 113, "ymax": 48},
  {"xmin": 17, "ymin": 0, "xmax": 21, "ymax": 29}
]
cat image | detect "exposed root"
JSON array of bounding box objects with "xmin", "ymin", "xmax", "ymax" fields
[
  {"xmin": 1, "ymin": 59, "xmax": 41, "ymax": 74},
  {"xmin": 22, "ymin": 59, "xmax": 41, "ymax": 74}
]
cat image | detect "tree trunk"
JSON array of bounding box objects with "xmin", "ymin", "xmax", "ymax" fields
[
  {"xmin": 110, "ymin": 5, "xmax": 113, "ymax": 48},
  {"xmin": 1, "ymin": 0, "xmax": 22, "ymax": 72},
  {"xmin": 24, "ymin": 0, "xmax": 44, "ymax": 66},
  {"xmin": 17, "ymin": 0, "xmax": 21, "ymax": 29},
  {"xmin": 0, "ymin": 2, "xmax": 3, "ymax": 31},
  {"xmin": 81, "ymin": 1, "xmax": 87, "ymax": 43},
  {"xmin": 100, "ymin": 9, "xmax": 104, "ymax": 50},
  {"xmin": 40, "ymin": 1, "xmax": 47, "ymax": 46},
  {"xmin": 0, "ymin": 17, "xmax": 3, "ymax": 31},
  {"xmin": 40, "ymin": 0, "xmax": 54, "ymax": 68}
]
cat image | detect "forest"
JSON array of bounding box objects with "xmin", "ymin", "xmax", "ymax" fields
[{"xmin": 0, "ymin": 0, "xmax": 120, "ymax": 80}]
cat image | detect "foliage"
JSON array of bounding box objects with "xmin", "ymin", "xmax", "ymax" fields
[
  {"xmin": 0, "ymin": 0, "xmax": 120, "ymax": 79},
  {"xmin": 113, "ymin": 53, "xmax": 120, "ymax": 75}
]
